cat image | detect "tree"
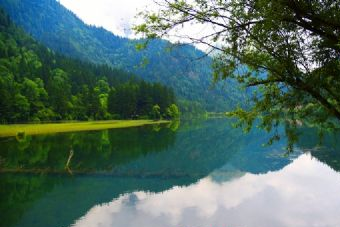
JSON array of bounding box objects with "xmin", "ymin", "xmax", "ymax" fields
[
  {"xmin": 21, "ymin": 77, "xmax": 48, "ymax": 120},
  {"xmin": 12, "ymin": 94, "xmax": 30, "ymax": 121},
  {"xmin": 0, "ymin": 8, "xmax": 178, "ymax": 122},
  {"xmin": 0, "ymin": 72, "xmax": 16, "ymax": 122},
  {"xmin": 135, "ymin": 0, "xmax": 340, "ymax": 143},
  {"xmin": 94, "ymin": 79, "xmax": 111, "ymax": 119},
  {"xmin": 47, "ymin": 68, "xmax": 72, "ymax": 119},
  {"xmin": 136, "ymin": 81, "xmax": 153, "ymax": 116},
  {"xmin": 150, "ymin": 104, "xmax": 161, "ymax": 120},
  {"xmin": 165, "ymin": 104, "xmax": 180, "ymax": 119},
  {"xmin": 107, "ymin": 83, "xmax": 138, "ymax": 119}
]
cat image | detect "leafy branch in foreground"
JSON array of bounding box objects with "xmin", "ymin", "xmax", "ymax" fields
[{"xmin": 134, "ymin": 0, "xmax": 340, "ymax": 144}]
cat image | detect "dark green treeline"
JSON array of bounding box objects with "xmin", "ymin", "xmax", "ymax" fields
[{"xmin": 0, "ymin": 9, "xmax": 177, "ymax": 123}]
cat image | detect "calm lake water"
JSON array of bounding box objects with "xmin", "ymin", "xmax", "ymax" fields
[{"xmin": 1, "ymin": 119, "xmax": 340, "ymax": 227}]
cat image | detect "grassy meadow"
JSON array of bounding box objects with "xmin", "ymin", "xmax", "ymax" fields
[{"xmin": 0, "ymin": 120, "xmax": 169, "ymax": 138}]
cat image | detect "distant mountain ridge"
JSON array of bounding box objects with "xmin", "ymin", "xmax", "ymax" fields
[
  {"xmin": 0, "ymin": 0, "xmax": 245, "ymax": 111},
  {"xmin": 0, "ymin": 8, "xmax": 176, "ymax": 122}
]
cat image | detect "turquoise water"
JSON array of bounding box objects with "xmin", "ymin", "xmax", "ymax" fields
[{"xmin": 0, "ymin": 119, "xmax": 339, "ymax": 227}]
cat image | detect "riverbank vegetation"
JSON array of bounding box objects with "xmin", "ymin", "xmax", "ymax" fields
[
  {"xmin": 0, "ymin": 120, "xmax": 170, "ymax": 137},
  {"xmin": 0, "ymin": 0, "xmax": 248, "ymax": 114},
  {"xmin": 0, "ymin": 8, "xmax": 179, "ymax": 123}
]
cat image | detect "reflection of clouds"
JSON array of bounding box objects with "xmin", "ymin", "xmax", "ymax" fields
[
  {"xmin": 210, "ymin": 164, "xmax": 246, "ymax": 183},
  {"xmin": 72, "ymin": 154, "xmax": 340, "ymax": 227}
]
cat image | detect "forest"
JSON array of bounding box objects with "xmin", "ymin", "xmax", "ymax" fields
[
  {"xmin": 0, "ymin": 8, "xmax": 178, "ymax": 123},
  {"xmin": 0, "ymin": 0, "xmax": 246, "ymax": 113}
]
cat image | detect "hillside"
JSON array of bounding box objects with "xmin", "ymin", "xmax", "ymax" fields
[
  {"xmin": 0, "ymin": 8, "xmax": 176, "ymax": 123},
  {"xmin": 0, "ymin": 0, "xmax": 245, "ymax": 112}
]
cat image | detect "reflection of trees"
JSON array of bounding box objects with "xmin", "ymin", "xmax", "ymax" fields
[
  {"xmin": 0, "ymin": 174, "xmax": 64, "ymax": 227},
  {"xmin": 1, "ymin": 134, "xmax": 71, "ymax": 171},
  {"xmin": 0, "ymin": 125, "xmax": 177, "ymax": 173},
  {"xmin": 0, "ymin": 119, "xmax": 301, "ymax": 227},
  {"xmin": 297, "ymin": 128, "xmax": 340, "ymax": 172},
  {"xmin": 69, "ymin": 126, "xmax": 177, "ymax": 172},
  {"xmin": 167, "ymin": 120, "xmax": 180, "ymax": 131},
  {"xmin": 0, "ymin": 125, "xmax": 177, "ymax": 227},
  {"xmin": 111, "ymin": 119, "xmax": 291, "ymax": 179},
  {"xmin": 313, "ymin": 149, "xmax": 340, "ymax": 172}
]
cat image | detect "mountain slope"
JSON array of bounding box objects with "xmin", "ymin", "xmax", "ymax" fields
[
  {"xmin": 0, "ymin": 8, "xmax": 175, "ymax": 122},
  {"xmin": 0, "ymin": 0, "xmax": 245, "ymax": 112}
]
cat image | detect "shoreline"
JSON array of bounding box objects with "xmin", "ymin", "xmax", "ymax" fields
[{"xmin": 0, "ymin": 120, "xmax": 170, "ymax": 138}]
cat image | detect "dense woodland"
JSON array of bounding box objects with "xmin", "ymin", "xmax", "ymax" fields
[
  {"xmin": 0, "ymin": 9, "xmax": 178, "ymax": 123},
  {"xmin": 0, "ymin": 0, "xmax": 246, "ymax": 113}
]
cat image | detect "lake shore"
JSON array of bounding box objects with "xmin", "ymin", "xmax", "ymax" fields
[{"xmin": 0, "ymin": 120, "xmax": 170, "ymax": 137}]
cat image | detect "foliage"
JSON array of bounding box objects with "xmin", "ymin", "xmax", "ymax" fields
[
  {"xmin": 0, "ymin": 8, "xmax": 176, "ymax": 123},
  {"xmin": 165, "ymin": 104, "xmax": 180, "ymax": 119},
  {"xmin": 134, "ymin": 0, "xmax": 340, "ymax": 142},
  {"xmin": 0, "ymin": 0, "xmax": 247, "ymax": 113},
  {"xmin": 150, "ymin": 105, "xmax": 161, "ymax": 120},
  {"xmin": 108, "ymin": 81, "xmax": 175, "ymax": 119}
]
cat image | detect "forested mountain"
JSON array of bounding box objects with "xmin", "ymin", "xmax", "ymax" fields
[
  {"xmin": 0, "ymin": 8, "xmax": 176, "ymax": 123},
  {"xmin": 0, "ymin": 0, "xmax": 245, "ymax": 112}
]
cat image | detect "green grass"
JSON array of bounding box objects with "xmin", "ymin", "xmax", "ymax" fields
[{"xmin": 0, "ymin": 120, "xmax": 170, "ymax": 138}]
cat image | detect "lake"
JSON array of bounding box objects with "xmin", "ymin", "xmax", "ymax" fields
[{"xmin": 1, "ymin": 119, "xmax": 340, "ymax": 227}]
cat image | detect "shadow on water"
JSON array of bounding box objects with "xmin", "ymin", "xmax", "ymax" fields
[{"xmin": 0, "ymin": 119, "xmax": 339, "ymax": 227}]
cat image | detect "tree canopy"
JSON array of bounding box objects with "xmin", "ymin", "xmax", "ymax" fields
[
  {"xmin": 0, "ymin": 0, "xmax": 248, "ymax": 113},
  {"xmin": 0, "ymin": 8, "xmax": 178, "ymax": 123},
  {"xmin": 135, "ymin": 0, "xmax": 340, "ymax": 143}
]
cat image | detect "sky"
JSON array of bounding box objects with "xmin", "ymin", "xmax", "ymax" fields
[
  {"xmin": 58, "ymin": 0, "xmax": 156, "ymax": 37},
  {"xmin": 58, "ymin": 0, "xmax": 214, "ymax": 51}
]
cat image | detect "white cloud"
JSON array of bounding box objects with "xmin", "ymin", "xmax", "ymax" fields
[
  {"xmin": 71, "ymin": 154, "xmax": 340, "ymax": 227},
  {"xmin": 58, "ymin": 0, "xmax": 215, "ymax": 51},
  {"xmin": 58, "ymin": 0, "xmax": 154, "ymax": 37}
]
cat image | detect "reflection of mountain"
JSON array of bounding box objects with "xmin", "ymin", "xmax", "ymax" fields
[
  {"xmin": 0, "ymin": 120, "xmax": 303, "ymax": 227},
  {"xmin": 4, "ymin": 175, "xmax": 195, "ymax": 227},
  {"xmin": 296, "ymin": 127, "xmax": 340, "ymax": 172},
  {"xmin": 111, "ymin": 120, "xmax": 292, "ymax": 178},
  {"xmin": 1, "ymin": 121, "xmax": 339, "ymax": 227},
  {"xmin": 225, "ymin": 130, "xmax": 295, "ymax": 175},
  {"xmin": 70, "ymin": 154, "xmax": 340, "ymax": 227},
  {"xmin": 0, "ymin": 125, "xmax": 177, "ymax": 227}
]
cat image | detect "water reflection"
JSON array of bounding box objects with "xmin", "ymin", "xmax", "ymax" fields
[
  {"xmin": 297, "ymin": 127, "xmax": 340, "ymax": 172},
  {"xmin": 72, "ymin": 154, "xmax": 340, "ymax": 227},
  {"xmin": 0, "ymin": 125, "xmax": 177, "ymax": 173},
  {"xmin": 0, "ymin": 119, "xmax": 339, "ymax": 227},
  {"xmin": 0, "ymin": 125, "xmax": 177, "ymax": 227}
]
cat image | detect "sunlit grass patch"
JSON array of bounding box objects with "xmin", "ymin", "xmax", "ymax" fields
[{"xmin": 0, "ymin": 120, "xmax": 169, "ymax": 137}]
